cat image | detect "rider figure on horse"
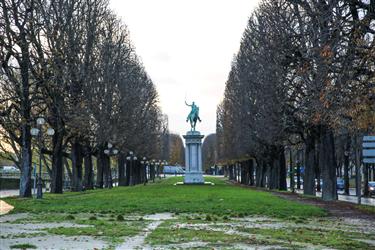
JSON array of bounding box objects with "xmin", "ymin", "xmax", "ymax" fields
[{"xmin": 185, "ymin": 101, "xmax": 201, "ymax": 131}]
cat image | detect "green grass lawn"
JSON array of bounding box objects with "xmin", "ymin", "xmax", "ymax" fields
[
  {"xmin": 3, "ymin": 177, "xmax": 325, "ymax": 218},
  {"xmin": 5, "ymin": 177, "xmax": 375, "ymax": 249}
]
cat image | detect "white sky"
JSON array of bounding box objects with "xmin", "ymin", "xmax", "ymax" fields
[{"xmin": 110, "ymin": 0, "xmax": 261, "ymax": 136}]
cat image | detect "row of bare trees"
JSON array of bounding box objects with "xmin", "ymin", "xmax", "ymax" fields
[
  {"xmin": 217, "ymin": 0, "xmax": 374, "ymax": 200},
  {"xmin": 202, "ymin": 134, "xmax": 217, "ymax": 170},
  {"xmin": 0, "ymin": 0, "xmax": 168, "ymax": 197}
]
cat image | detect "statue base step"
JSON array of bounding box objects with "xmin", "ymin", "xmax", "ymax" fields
[
  {"xmin": 174, "ymin": 181, "xmax": 214, "ymax": 186},
  {"xmin": 184, "ymin": 172, "xmax": 204, "ymax": 184}
]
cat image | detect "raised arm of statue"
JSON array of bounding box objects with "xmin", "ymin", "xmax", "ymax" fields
[{"xmin": 185, "ymin": 101, "xmax": 192, "ymax": 107}]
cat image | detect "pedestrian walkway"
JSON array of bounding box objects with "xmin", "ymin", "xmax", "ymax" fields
[
  {"xmin": 0, "ymin": 189, "xmax": 47, "ymax": 198},
  {"xmin": 0, "ymin": 189, "xmax": 19, "ymax": 198},
  {"xmin": 294, "ymin": 189, "xmax": 375, "ymax": 206}
]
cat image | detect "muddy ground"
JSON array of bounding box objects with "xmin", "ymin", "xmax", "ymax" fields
[{"xmin": 1, "ymin": 209, "xmax": 375, "ymax": 250}]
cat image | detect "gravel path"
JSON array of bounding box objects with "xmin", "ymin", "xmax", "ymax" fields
[
  {"xmin": 0, "ymin": 212, "xmax": 175, "ymax": 250},
  {"xmin": 0, "ymin": 213, "xmax": 105, "ymax": 250},
  {"xmin": 115, "ymin": 213, "xmax": 174, "ymax": 250},
  {"xmin": 0, "ymin": 235, "xmax": 107, "ymax": 250}
]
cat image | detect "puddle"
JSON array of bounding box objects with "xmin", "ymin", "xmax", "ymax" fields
[
  {"xmin": 143, "ymin": 212, "xmax": 174, "ymax": 221},
  {"xmin": 160, "ymin": 241, "xmax": 208, "ymax": 249},
  {"xmin": 355, "ymin": 239, "xmax": 375, "ymax": 246},
  {"xmin": 0, "ymin": 235, "xmax": 106, "ymax": 250},
  {"xmin": 1, "ymin": 222, "xmax": 92, "ymax": 235},
  {"xmin": 233, "ymin": 243, "xmax": 291, "ymax": 250},
  {"xmin": 0, "ymin": 212, "xmax": 28, "ymax": 222}
]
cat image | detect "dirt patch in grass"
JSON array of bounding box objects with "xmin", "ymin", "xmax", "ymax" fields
[
  {"xmin": 228, "ymin": 181, "xmax": 375, "ymax": 220},
  {"xmin": 272, "ymin": 191, "xmax": 375, "ymax": 219}
]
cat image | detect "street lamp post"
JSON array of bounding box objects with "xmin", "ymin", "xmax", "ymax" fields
[
  {"xmin": 155, "ymin": 161, "xmax": 160, "ymax": 179},
  {"xmin": 288, "ymin": 147, "xmax": 295, "ymax": 193},
  {"xmin": 151, "ymin": 159, "xmax": 156, "ymax": 182},
  {"xmin": 126, "ymin": 151, "xmax": 137, "ymax": 186},
  {"xmin": 145, "ymin": 161, "xmax": 150, "ymax": 181},
  {"xmin": 30, "ymin": 117, "xmax": 55, "ymax": 199},
  {"xmin": 104, "ymin": 142, "xmax": 118, "ymax": 188}
]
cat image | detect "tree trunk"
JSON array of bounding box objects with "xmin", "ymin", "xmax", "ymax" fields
[
  {"xmin": 140, "ymin": 162, "xmax": 145, "ymax": 183},
  {"xmin": 125, "ymin": 161, "xmax": 130, "ymax": 185},
  {"xmin": 235, "ymin": 164, "xmax": 238, "ymax": 182},
  {"xmin": 145, "ymin": 164, "xmax": 149, "ymax": 183},
  {"xmin": 289, "ymin": 148, "xmax": 295, "ymax": 192},
  {"xmin": 129, "ymin": 159, "xmax": 134, "ymax": 186},
  {"xmin": 96, "ymin": 151, "xmax": 104, "ymax": 188},
  {"xmin": 236, "ymin": 163, "xmax": 240, "ymax": 183},
  {"xmin": 136, "ymin": 160, "xmax": 141, "ymax": 184},
  {"xmin": 103, "ymin": 154, "xmax": 111, "ymax": 188},
  {"xmin": 355, "ymin": 134, "xmax": 362, "ymax": 204},
  {"xmin": 261, "ymin": 161, "xmax": 267, "ymax": 187},
  {"xmin": 150, "ymin": 163, "xmax": 155, "ymax": 183},
  {"xmin": 344, "ymin": 134, "xmax": 350, "ymax": 195},
  {"xmin": 279, "ymin": 147, "xmax": 287, "ymax": 191},
  {"xmin": 304, "ymin": 130, "xmax": 316, "ymax": 195},
  {"xmin": 19, "ymin": 124, "xmax": 32, "ymax": 197},
  {"xmin": 316, "ymin": 168, "xmax": 321, "ymax": 192},
  {"xmin": 243, "ymin": 160, "xmax": 249, "ymax": 185},
  {"xmin": 249, "ymin": 159, "xmax": 255, "ymax": 186},
  {"xmin": 316, "ymin": 147, "xmax": 321, "ymax": 192},
  {"xmin": 71, "ymin": 141, "xmax": 83, "ymax": 191},
  {"xmin": 320, "ymin": 126, "xmax": 337, "ymax": 201},
  {"xmin": 296, "ymin": 163, "xmax": 301, "ymax": 189},
  {"xmin": 63, "ymin": 157, "xmax": 72, "ymax": 182},
  {"xmin": 245, "ymin": 161, "xmax": 250, "ymax": 185},
  {"xmin": 51, "ymin": 131, "xmax": 64, "ymax": 193},
  {"xmin": 255, "ymin": 160, "xmax": 262, "ymax": 187},
  {"xmin": 19, "ymin": 29, "xmax": 32, "ymax": 198},
  {"xmin": 118, "ymin": 153, "xmax": 126, "ymax": 186},
  {"xmin": 83, "ymin": 147, "xmax": 94, "ymax": 190},
  {"xmin": 269, "ymin": 155, "xmax": 278, "ymax": 190},
  {"xmin": 134, "ymin": 160, "xmax": 139, "ymax": 185},
  {"xmin": 363, "ymin": 163, "xmax": 369, "ymax": 197}
]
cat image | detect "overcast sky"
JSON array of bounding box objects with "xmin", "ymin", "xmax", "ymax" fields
[{"xmin": 110, "ymin": 0, "xmax": 261, "ymax": 136}]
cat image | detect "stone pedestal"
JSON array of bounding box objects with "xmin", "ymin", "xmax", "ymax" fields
[{"xmin": 183, "ymin": 131, "xmax": 204, "ymax": 184}]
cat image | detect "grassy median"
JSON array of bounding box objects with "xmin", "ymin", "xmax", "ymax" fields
[
  {"xmin": 3, "ymin": 177, "xmax": 325, "ymax": 218},
  {"xmin": 5, "ymin": 178, "xmax": 375, "ymax": 249}
]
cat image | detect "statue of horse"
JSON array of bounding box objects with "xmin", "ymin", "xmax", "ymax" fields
[{"xmin": 185, "ymin": 101, "xmax": 201, "ymax": 131}]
